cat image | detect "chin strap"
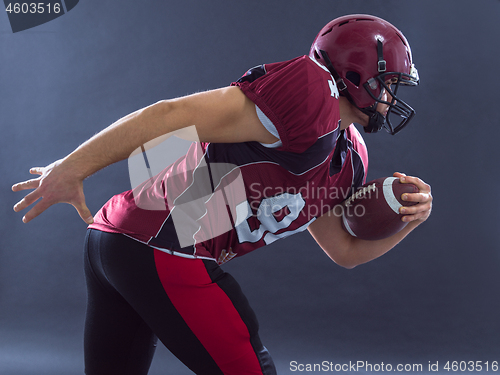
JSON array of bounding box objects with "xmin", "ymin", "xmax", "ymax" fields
[
  {"xmin": 319, "ymin": 50, "xmax": 349, "ymax": 97},
  {"xmin": 362, "ymin": 108, "xmax": 387, "ymax": 133}
]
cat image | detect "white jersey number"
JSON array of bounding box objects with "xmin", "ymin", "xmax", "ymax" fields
[{"xmin": 235, "ymin": 192, "xmax": 314, "ymax": 245}]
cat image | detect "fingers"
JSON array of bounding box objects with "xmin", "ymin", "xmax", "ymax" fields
[
  {"xmin": 13, "ymin": 164, "xmax": 93, "ymax": 224},
  {"xmin": 393, "ymin": 172, "xmax": 432, "ymax": 223},
  {"xmin": 399, "ymin": 201, "xmax": 432, "ymax": 222},
  {"xmin": 74, "ymin": 201, "xmax": 94, "ymax": 225},
  {"xmin": 12, "ymin": 166, "xmax": 45, "ymax": 192},
  {"xmin": 12, "ymin": 178, "xmax": 41, "ymax": 192},
  {"xmin": 12, "ymin": 170, "xmax": 44, "ymax": 220},
  {"xmin": 13, "ymin": 188, "xmax": 42, "ymax": 213},
  {"xmin": 29, "ymin": 167, "xmax": 44, "ymax": 175},
  {"xmin": 15, "ymin": 189, "xmax": 94, "ymax": 224},
  {"xmin": 20, "ymin": 199, "xmax": 53, "ymax": 223}
]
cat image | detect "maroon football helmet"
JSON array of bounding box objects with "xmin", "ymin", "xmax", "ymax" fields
[{"xmin": 309, "ymin": 14, "xmax": 419, "ymax": 134}]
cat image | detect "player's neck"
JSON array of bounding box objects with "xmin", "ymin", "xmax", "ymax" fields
[{"xmin": 338, "ymin": 96, "xmax": 368, "ymax": 131}]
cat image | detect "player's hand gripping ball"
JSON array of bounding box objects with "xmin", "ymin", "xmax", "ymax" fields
[{"xmin": 341, "ymin": 177, "xmax": 418, "ymax": 240}]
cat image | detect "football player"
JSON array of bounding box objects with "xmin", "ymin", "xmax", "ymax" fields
[{"xmin": 13, "ymin": 14, "xmax": 432, "ymax": 375}]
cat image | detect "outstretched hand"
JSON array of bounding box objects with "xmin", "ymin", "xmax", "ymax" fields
[
  {"xmin": 12, "ymin": 159, "xmax": 94, "ymax": 224},
  {"xmin": 393, "ymin": 172, "xmax": 432, "ymax": 223}
]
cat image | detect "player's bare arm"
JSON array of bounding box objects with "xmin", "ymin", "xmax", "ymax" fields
[
  {"xmin": 308, "ymin": 172, "xmax": 432, "ymax": 269},
  {"xmin": 12, "ymin": 86, "xmax": 278, "ymax": 224}
]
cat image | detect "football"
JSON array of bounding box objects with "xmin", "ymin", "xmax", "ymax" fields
[{"xmin": 341, "ymin": 177, "xmax": 419, "ymax": 240}]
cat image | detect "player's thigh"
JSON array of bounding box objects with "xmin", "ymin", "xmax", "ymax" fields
[
  {"xmin": 152, "ymin": 252, "xmax": 276, "ymax": 375},
  {"xmin": 86, "ymin": 230, "xmax": 224, "ymax": 374},
  {"xmin": 83, "ymin": 229, "xmax": 158, "ymax": 375},
  {"xmin": 85, "ymin": 229, "xmax": 275, "ymax": 375}
]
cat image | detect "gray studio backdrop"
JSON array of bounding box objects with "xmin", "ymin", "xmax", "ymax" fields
[{"xmin": 2, "ymin": 1, "xmax": 499, "ymax": 374}]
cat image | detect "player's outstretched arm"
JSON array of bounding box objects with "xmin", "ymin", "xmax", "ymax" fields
[
  {"xmin": 308, "ymin": 173, "xmax": 432, "ymax": 269},
  {"xmin": 12, "ymin": 86, "xmax": 278, "ymax": 224}
]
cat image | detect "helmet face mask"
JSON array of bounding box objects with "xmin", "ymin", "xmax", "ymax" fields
[
  {"xmin": 362, "ymin": 67, "xmax": 419, "ymax": 134},
  {"xmin": 310, "ymin": 14, "xmax": 420, "ymax": 135}
]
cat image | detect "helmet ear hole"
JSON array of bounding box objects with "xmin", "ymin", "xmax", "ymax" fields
[
  {"xmin": 346, "ymin": 71, "xmax": 361, "ymax": 86},
  {"xmin": 313, "ymin": 50, "xmax": 321, "ymax": 60}
]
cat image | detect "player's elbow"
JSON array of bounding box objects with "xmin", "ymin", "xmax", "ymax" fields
[
  {"xmin": 309, "ymin": 217, "xmax": 363, "ymax": 269},
  {"xmin": 332, "ymin": 256, "xmax": 360, "ymax": 269},
  {"xmin": 342, "ymin": 262, "xmax": 359, "ymax": 270},
  {"xmin": 323, "ymin": 243, "xmax": 361, "ymax": 269}
]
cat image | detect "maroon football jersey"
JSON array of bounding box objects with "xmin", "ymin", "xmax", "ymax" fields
[{"xmin": 89, "ymin": 56, "xmax": 369, "ymax": 264}]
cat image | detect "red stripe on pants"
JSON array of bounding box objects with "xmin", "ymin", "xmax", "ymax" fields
[{"xmin": 154, "ymin": 250, "xmax": 263, "ymax": 375}]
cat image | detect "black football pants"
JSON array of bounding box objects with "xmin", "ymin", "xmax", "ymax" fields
[{"xmin": 83, "ymin": 229, "xmax": 276, "ymax": 375}]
